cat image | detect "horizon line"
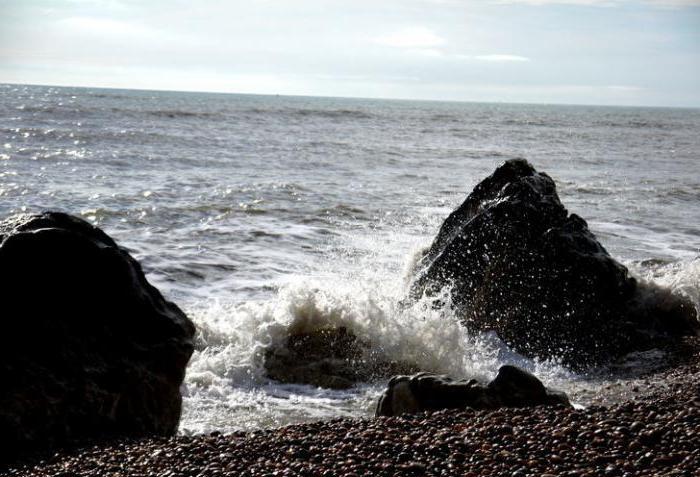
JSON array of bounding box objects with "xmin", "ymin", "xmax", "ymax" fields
[{"xmin": 2, "ymin": 80, "xmax": 699, "ymax": 111}]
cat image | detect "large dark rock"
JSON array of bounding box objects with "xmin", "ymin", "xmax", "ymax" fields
[
  {"xmin": 0, "ymin": 212, "xmax": 196, "ymax": 458},
  {"xmin": 376, "ymin": 365, "xmax": 570, "ymax": 417},
  {"xmin": 410, "ymin": 159, "xmax": 698, "ymax": 367},
  {"xmin": 264, "ymin": 327, "xmax": 418, "ymax": 389}
]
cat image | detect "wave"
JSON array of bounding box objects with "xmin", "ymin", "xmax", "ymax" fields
[
  {"xmin": 88, "ymin": 92, "xmax": 134, "ymax": 100},
  {"xmin": 8, "ymin": 102, "xmax": 222, "ymax": 121},
  {"xmin": 593, "ymin": 119, "xmax": 678, "ymax": 130},
  {"xmin": 428, "ymin": 113, "xmax": 461, "ymax": 123},
  {"xmin": 243, "ymin": 107, "xmax": 373, "ymax": 120},
  {"xmin": 11, "ymin": 104, "xmax": 72, "ymax": 114},
  {"xmin": 179, "ymin": 245, "xmax": 700, "ymax": 432},
  {"xmin": 11, "ymin": 102, "xmax": 216, "ymax": 122},
  {"xmin": 145, "ymin": 109, "xmax": 222, "ymax": 119},
  {"xmin": 662, "ymin": 186, "xmax": 700, "ymax": 202},
  {"xmin": 296, "ymin": 108, "xmax": 372, "ymax": 120},
  {"xmin": 500, "ymin": 118, "xmax": 553, "ymax": 127},
  {"xmin": 314, "ymin": 204, "xmax": 369, "ymax": 221},
  {"xmin": 630, "ymin": 257, "xmax": 700, "ymax": 312}
]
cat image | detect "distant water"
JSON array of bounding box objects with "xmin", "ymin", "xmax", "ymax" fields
[{"xmin": 1, "ymin": 83, "xmax": 699, "ymax": 434}]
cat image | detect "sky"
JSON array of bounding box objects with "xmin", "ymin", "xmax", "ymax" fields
[{"xmin": 1, "ymin": 0, "xmax": 699, "ymax": 106}]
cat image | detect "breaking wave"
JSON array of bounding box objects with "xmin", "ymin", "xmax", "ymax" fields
[{"xmin": 180, "ymin": 238, "xmax": 699, "ymax": 433}]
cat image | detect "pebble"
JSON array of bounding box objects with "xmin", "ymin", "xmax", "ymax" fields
[{"xmin": 4, "ymin": 340, "xmax": 700, "ymax": 477}]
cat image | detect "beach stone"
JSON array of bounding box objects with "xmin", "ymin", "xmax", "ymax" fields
[
  {"xmin": 410, "ymin": 159, "xmax": 698, "ymax": 367},
  {"xmin": 0, "ymin": 212, "xmax": 196, "ymax": 457},
  {"xmin": 264, "ymin": 326, "xmax": 418, "ymax": 389},
  {"xmin": 375, "ymin": 365, "xmax": 570, "ymax": 417}
]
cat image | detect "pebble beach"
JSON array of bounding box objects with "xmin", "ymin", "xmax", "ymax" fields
[{"xmin": 5, "ymin": 340, "xmax": 699, "ymax": 477}]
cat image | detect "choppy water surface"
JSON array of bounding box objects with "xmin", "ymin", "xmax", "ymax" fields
[{"xmin": 1, "ymin": 84, "xmax": 699, "ymax": 433}]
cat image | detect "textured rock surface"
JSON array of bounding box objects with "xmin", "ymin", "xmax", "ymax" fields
[
  {"xmin": 0, "ymin": 212, "xmax": 196, "ymax": 458},
  {"xmin": 410, "ymin": 159, "xmax": 698, "ymax": 366},
  {"xmin": 376, "ymin": 365, "xmax": 570, "ymax": 417},
  {"xmin": 264, "ymin": 327, "xmax": 418, "ymax": 389}
]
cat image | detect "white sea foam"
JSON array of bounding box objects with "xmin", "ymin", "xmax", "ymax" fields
[
  {"xmin": 180, "ymin": 272, "xmax": 500, "ymax": 434},
  {"xmin": 179, "ymin": 244, "xmax": 700, "ymax": 434},
  {"xmin": 629, "ymin": 257, "xmax": 700, "ymax": 313}
]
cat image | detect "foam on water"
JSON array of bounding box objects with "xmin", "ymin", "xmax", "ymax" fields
[
  {"xmin": 179, "ymin": 235, "xmax": 700, "ymax": 434},
  {"xmin": 630, "ymin": 258, "xmax": 700, "ymax": 306},
  {"xmin": 180, "ymin": 259, "xmax": 504, "ymax": 434}
]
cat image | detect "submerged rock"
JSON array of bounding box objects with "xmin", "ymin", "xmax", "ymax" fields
[
  {"xmin": 376, "ymin": 365, "xmax": 570, "ymax": 417},
  {"xmin": 410, "ymin": 159, "xmax": 698, "ymax": 367},
  {"xmin": 264, "ymin": 327, "xmax": 418, "ymax": 389},
  {"xmin": 0, "ymin": 212, "xmax": 196, "ymax": 458}
]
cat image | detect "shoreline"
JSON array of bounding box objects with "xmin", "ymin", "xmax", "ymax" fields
[{"xmin": 6, "ymin": 339, "xmax": 699, "ymax": 477}]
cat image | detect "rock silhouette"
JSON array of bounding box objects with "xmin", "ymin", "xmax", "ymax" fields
[
  {"xmin": 264, "ymin": 327, "xmax": 418, "ymax": 389},
  {"xmin": 410, "ymin": 159, "xmax": 698, "ymax": 366},
  {"xmin": 376, "ymin": 365, "xmax": 570, "ymax": 417},
  {"xmin": 0, "ymin": 212, "xmax": 196, "ymax": 458}
]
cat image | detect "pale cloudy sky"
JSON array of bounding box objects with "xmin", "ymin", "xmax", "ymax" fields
[{"xmin": 1, "ymin": 0, "xmax": 699, "ymax": 106}]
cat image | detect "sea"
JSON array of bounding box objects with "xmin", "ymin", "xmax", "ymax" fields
[{"xmin": 1, "ymin": 83, "xmax": 698, "ymax": 435}]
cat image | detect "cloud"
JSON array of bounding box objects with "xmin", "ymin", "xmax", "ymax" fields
[
  {"xmin": 374, "ymin": 27, "xmax": 446, "ymax": 48},
  {"xmin": 644, "ymin": 0, "xmax": 700, "ymax": 6},
  {"xmin": 54, "ymin": 16, "xmax": 202, "ymax": 50},
  {"xmin": 473, "ymin": 54, "xmax": 531, "ymax": 62},
  {"xmin": 62, "ymin": 0, "xmax": 131, "ymax": 10},
  {"xmin": 58, "ymin": 17, "xmax": 164, "ymax": 42},
  {"xmin": 494, "ymin": 0, "xmax": 700, "ymax": 5},
  {"xmin": 605, "ymin": 85, "xmax": 645, "ymax": 91},
  {"xmin": 494, "ymin": 0, "xmax": 618, "ymax": 5},
  {"xmin": 407, "ymin": 48, "xmax": 446, "ymax": 57},
  {"xmin": 373, "ymin": 28, "xmax": 531, "ymax": 64}
]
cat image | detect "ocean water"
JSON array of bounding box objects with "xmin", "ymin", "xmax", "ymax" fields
[{"xmin": 1, "ymin": 83, "xmax": 699, "ymax": 434}]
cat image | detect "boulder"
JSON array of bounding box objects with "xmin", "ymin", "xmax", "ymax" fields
[
  {"xmin": 410, "ymin": 159, "xmax": 698, "ymax": 367},
  {"xmin": 0, "ymin": 212, "xmax": 196, "ymax": 458},
  {"xmin": 264, "ymin": 327, "xmax": 418, "ymax": 389},
  {"xmin": 376, "ymin": 365, "xmax": 570, "ymax": 417}
]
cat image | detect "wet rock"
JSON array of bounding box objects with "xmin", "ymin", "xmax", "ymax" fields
[
  {"xmin": 410, "ymin": 159, "xmax": 698, "ymax": 367},
  {"xmin": 264, "ymin": 327, "xmax": 418, "ymax": 389},
  {"xmin": 375, "ymin": 365, "xmax": 569, "ymax": 417},
  {"xmin": 489, "ymin": 365, "xmax": 570, "ymax": 407},
  {"xmin": 0, "ymin": 212, "xmax": 196, "ymax": 458}
]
